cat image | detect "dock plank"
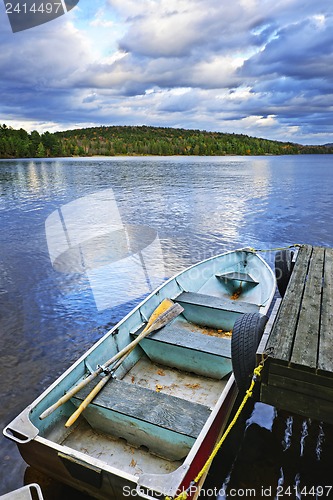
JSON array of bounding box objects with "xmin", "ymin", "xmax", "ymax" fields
[
  {"xmin": 267, "ymin": 245, "xmax": 312, "ymax": 363},
  {"xmin": 269, "ymin": 363, "xmax": 333, "ymax": 385},
  {"xmin": 261, "ymin": 245, "xmax": 333, "ymax": 425},
  {"xmin": 318, "ymin": 248, "xmax": 333, "ymax": 374},
  {"xmin": 291, "ymin": 247, "xmax": 324, "ymax": 369}
]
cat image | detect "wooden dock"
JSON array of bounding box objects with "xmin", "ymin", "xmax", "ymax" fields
[{"xmin": 258, "ymin": 244, "xmax": 333, "ymax": 424}]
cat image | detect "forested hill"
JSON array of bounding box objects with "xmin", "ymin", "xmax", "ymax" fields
[{"xmin": 1, "ymin": 124, "xmax": 333, "ymax": 159}]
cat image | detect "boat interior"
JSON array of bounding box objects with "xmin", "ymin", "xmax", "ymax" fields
[
  {"xmin": 22, "ymin": 251, "xmax": 274, "ymax": 481},
  {"xmin": 44, "ymin": 317, "xmax": 233, "ymax": 477}
]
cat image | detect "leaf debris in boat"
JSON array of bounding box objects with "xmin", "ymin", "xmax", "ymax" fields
[
  {"xmin": 231, "ymin": 287, "xmax": 242, "ymax": 300},
  {"xmin": 155, "ymin": 384, "xmax": 163, "ymax": 392},
  {"xmin": 185, "ymin": 383, "xmax": 200, "ymax": 389},
  {"xmin": 203, "ymin": 327, "xmax": 233, "ymax": 338}
]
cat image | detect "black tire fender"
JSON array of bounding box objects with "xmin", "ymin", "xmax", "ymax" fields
[
  {"xmin": 275, "ymin": 249, "xmax": 294, "ymax": 297},
  {"xmin": 231, "ymin": 312, "xmax": 268, "ymax": 393}
]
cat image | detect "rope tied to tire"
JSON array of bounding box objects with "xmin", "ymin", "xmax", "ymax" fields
[{"xmin": 166, "ymin": 351, "xmax": 272, "ymax": 500}]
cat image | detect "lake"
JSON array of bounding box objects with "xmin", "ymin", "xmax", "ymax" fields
[{"xmin": 0, "ymin": 155, "xmax": 332, "ymax": 498}]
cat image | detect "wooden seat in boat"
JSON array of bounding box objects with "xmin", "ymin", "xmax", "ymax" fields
[
  {"xmin": 175, "ymin": 291, "xmax": 259, "ymax": 332},
  {"xmin": 176, "ymin": 291, "xmax": 259, "ymax": 314},
  {"xmin": 71, "ymin": 378, "xmax": 211, "ymax": 461},
  {"xmin": 134, "ymin": 321, "xmax": 231, "ymax": 357},
  {"xmin": 131, "ymin": 318, "xmax": 233, "ymax": 379}
]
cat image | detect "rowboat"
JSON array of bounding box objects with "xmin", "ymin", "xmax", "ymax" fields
[{"xmin": 4, "ymin": 248, "xmax": 276, "ymax": 499}]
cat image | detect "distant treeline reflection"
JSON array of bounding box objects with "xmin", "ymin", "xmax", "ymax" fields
[{"xmin": 1, "ymin": 123, "xmax": 333, "ymax": 158}]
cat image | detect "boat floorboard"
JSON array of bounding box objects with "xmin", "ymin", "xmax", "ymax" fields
[
  {"xmin": 122, "ymin": 357, "xmax": 227, "ymax": 408},
  {"xmin": 62, "ymin": 419, "xmax": 182, "ymax": 477}
]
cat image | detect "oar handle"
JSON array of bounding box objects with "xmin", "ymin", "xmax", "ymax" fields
[
  {"xmin": 39, "ymin": 335, "xmax": 146, "ymax": 421},
  {"xmin": 64, "ymin": 340, "xmax": 141, "ymax": 428},
  {"xmin": 39, "ymin": 371, "xmax": 99, "ymax": 420},
  {"xmin": 39, "ymin": 328, "xmax": 153, "ymax": 420},
  {"xmin": 65, "ymin": 373, "xmax": 112, "ymax": 428}
]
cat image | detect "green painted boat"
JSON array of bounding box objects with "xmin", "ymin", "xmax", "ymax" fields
[{"xmin": 4, "ymin": 248, "xmax": 276, "ymax": 499}]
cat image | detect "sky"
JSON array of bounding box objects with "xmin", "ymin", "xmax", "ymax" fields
[{"xmin": 1, "ymin": 0, "xmax": 333, "ymax": 145}]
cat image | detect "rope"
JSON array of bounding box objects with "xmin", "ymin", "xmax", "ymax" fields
[
  {"xmin": 168, "ymin": 355, "xmax": 270, "ymax": 500},
  {"xmin": 246, "ymin": 244, "xmax": 303, "ymax": 253}
]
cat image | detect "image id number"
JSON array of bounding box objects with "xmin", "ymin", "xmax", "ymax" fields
[
  {"xmin": 276, "ymin": 485, "xmax": 332, "ymax": 497},
  {"xmin": 6, "ymin": 2, "xmax": 62, "ymax": 14}
]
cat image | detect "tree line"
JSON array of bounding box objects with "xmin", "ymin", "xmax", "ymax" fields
[{"xmin": 1, "ymin": 123, "xmax": 333, "ymax": 158}]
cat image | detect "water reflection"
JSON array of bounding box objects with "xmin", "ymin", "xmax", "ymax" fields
[
  {"xmin": 316, "ymin": 423, "xmax": 324, "ymax": 461},
  {"xmin": 1, "ymin": 155, "xmax": 333, "ymax": 496},
  {"xmin": 282, "ymin": 416, "xmax": 293, "ymax": 451},
  {"xmin": 215, "ymin": 404, "xmax": 332, "ymax": 500},
  {"xmin": 45, "ymin": 188, "xmax": 166, "ymax": 310},
  {"xmin": 245, "ymin": 401, "xmax": 277, "ymax": 432}
]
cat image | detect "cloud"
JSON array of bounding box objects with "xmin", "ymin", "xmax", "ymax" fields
[
  {"xmin": 110, "ymin": 0, "xmax": 266, "ymax": 59},
  {"xmin": 241, "ymin": 15, "xmax": 333, "ymax": 81},
  {"xmin": 1, "ymin": 0, "xmax": 333, "ymax": 143}
]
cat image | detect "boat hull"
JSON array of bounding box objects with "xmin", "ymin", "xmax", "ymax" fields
[{"xmin": 4, "ymin": 248, "xmax": 276, "ymax": 499}]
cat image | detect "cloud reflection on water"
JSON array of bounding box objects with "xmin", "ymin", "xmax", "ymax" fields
[{"xmin": 45, "ymin": 188, "xmax": 166, "ymax": 310}]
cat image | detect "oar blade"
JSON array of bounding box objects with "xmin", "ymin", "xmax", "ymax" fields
[
  {"xmin": 142, "ymin": 298, "xmax": 174, "ymax": 332},
  {"xmin": 145, "ymin": 302, "xmax": 184, "ymax": 334}
]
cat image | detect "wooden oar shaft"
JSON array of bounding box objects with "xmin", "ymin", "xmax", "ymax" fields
[
  {"xmin": 64, "ymin": 304, "xmax": 183, "ymax": 427},
  {"xmin": 39, "ymin": 371, "xmax": 99, "ymax": 420},
  {"xmin": 64, "ymin": 349, "xmax": 130, "ymax": 428},
  {"xmin": 39, "ymin": 301, "xmax": 183, "ymax": 421},
  {"xmin": 65, "ymin": 373, "xmax": 112, "ymax": 428},
  {"xmin": 40, "ymin": 322, "xmax": 156, "ymax": 420},
  {"xmin": 39, "ymin": 338, "xmax": 142, "ymax": 420}
]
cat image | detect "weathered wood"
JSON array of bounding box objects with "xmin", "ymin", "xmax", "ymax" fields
[
  {"xmin": 73, "ymin": 378, "xmax": 211, "ymax": 438},
  {"xmin": 267, "ymin": 372, "xmax": 333, "ymax": 402},
  {"xmin": 132, "ymin": 317, "xmax": 232, "ymax": 379},
  {"xmin": 261, "ymin": 245, "xmax": 333, "ymax": 425},
  {"xmin": 176, "ymin": 291, "xmax": 259, "ymax": 314},
  {"xmin": 318, "ymin": 248, "xmax": 333, "ymax": 374},
  {"xmin": 267, "ymin": 245, "xmax": 312, "ymax": 363},
  {"xmin": 257, "ymin": 298, "xmax": 281, "ymax": 358},
  {"xmin": 268, "ymin": 363, "xmax": 333, "ymax": 385},
  {"xmin": 260, "ymin": 383, "xmax": 333, "ymax": 425},
  {"xmin": 135, "ymin": 321, "xmax": 231, "ymax": 358},
  {"xmin": 291, "ymin": 247, "xmax": 324, "ymax": 369}
]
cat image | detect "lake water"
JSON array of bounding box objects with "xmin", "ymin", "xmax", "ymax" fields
[{"xmin": 0, "ymin": 155, "xmax": 332, "ymax": 498}]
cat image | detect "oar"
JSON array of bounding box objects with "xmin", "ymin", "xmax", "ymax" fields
[
  {"xmin": 64, "ymin": 298, "xmax": 176, "ymax": 428},
  {"xmin": 39, "ymin": 299, "xmax": 183, "ymax": 421},
  {"xmin": 65, "ymin": 299, "xmax": 184, "ymax": 427},
  {"xmin": 65, "ymin": 349, "xmax": 127, "ymax": 428}
]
